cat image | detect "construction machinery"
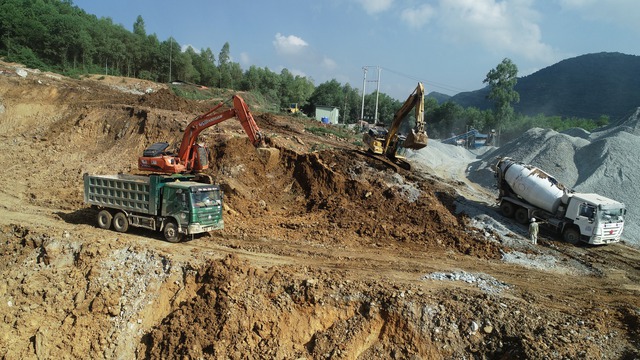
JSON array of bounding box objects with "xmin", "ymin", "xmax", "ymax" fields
[
  {"xmin": 362, "ymin": 83, "xmax": 428, "ymax": 168},
  {"xmin": 284, "ymin": 103, "xmax": 300, "ymax": 114},
  {"xmin": 84, "ymin": 173, "xmax": 223, "ymax": 243},
  {"xmin": 495, "ymin": 157, "xmax": 625, "ymax": 245},
  {"xmin": 442, "ymin": 129, "xmax": 493, "ymax": 148},
  {"xmin": 138, "ymin": 95, "xmax": 268, "ymax": 174}
]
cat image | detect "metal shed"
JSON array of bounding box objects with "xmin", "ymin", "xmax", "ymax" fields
[{"xmin": 314, "ymin": 106, "xmax": 340, "ymax": 125}]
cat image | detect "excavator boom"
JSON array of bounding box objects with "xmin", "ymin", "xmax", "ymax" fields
[
  {"xmin": 138, "ymin": 95, "xmax": 265, "ymax": 174},
  {"xmin": 383, "ymin": 82, "xmax": 428, "ymax": 152}
]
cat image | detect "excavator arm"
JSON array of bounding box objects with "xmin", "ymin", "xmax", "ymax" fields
[
  {"xmin": 138, "ymin": 95, "xmax": 265, "ymax": 174},
  {"xmin": 383, "ymin": 82, "xmax": 428, "ymax": 153}
]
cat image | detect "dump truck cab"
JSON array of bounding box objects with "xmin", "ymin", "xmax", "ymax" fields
[{"xmin": 161, "ymin": 181, "xmax": 224, "ymax": 237}]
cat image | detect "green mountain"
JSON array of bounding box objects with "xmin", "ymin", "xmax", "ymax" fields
[
  {"xmin": 426, "ymin": 91, "xmax": 451, "ymax": 103},
  {"xmin": 446, "ymin": 52, "xmax": 640, "ymax": 121}
]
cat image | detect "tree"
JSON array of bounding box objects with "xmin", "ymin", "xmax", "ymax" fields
[
  {"xmin": 133, "ymin": 15, "xmax": 146, "ymax": 37},
  {"xmin": 483, "ymin": 58, "xmax": 520, "ymax": 138},
  {"xmin": 366, "ymin": 92, "xmax": 400, "ymax": 126},
  {"xmin": 217, "ymin": 42, "xmax": 235, "ymax": 88},
  {"xmin": 194, "ymin": 47, "xmax": 218, "ymax": 86}
]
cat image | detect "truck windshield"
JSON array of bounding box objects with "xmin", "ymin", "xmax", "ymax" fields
[
  {"xmin": 599, "ymin": 208, "xmax": 624, "ymax": 222},
  {"xmin": 191, "ymin": 189, "xmax": 221, "ymax": 208}
]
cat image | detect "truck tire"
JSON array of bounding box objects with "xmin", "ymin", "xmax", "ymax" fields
[
  {"xmin": 500, "ymin": 202, "xmax": 515, "ymax": 218},
  {"xmin": 563, "ymin": 227, "xmax": 581, "ymax": 245},
  {"xmin": 164, "ymin": 221, "xmax": 183, "ymax": 243},
  {"xmin": 112, "ymin": 212, "xmax": 129, "ymax": 233},
  {"xmin": 514, "ymin": 208, "xmax": 529, "ymax": 224},
  {"xmin": 97, "ymin": 210, "xmax": 112, "ymax": 230}
]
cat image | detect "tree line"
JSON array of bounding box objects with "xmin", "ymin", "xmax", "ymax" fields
[{"xmin": 0, "ymin": 0, "xmax": 605, "ymax": 144}]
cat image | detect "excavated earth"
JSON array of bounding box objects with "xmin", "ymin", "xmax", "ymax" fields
[{"xmin": 0, "ymin": 62, "xmax": 639, "ymax": 360}]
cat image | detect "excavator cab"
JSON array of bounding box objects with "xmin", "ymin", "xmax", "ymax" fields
[
  {"xmin": 192, "ymin": 143, "xmax": 209, "ymax": 172},
  {"xmin": 386, "ymin": 135, "xmax": 408, "ymax": 160}
]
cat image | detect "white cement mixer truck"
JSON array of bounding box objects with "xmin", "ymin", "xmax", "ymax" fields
[{"xmin": 495, "ymin": 158, "xmax": 625, "ymax": 245}]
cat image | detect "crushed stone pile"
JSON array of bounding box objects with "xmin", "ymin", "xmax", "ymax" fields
[{"xmin": 470, "ymin": 108, "xmax": 640, "ymax": 246}]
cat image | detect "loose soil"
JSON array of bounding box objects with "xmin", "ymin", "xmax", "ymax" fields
[{"xmin": 0, "ymin": 62, "xmax": 638, "ymax": 359}]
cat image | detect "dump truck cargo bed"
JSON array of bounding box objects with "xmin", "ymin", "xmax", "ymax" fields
[{"xmin": 84, "ymin": 174, "xmax": 160, "ymax": 215}]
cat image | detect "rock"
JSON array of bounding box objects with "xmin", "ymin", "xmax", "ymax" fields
[
  {"xmin": 470, "ymin": 321, "xmax": 479, "ymax": 334},
  {"xmin": 483, "ymin": 325, "xmax": 493, "ymax": 334}
]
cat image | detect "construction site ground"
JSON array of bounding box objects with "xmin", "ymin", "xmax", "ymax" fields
[{"xmin": 0, "ymin": 63, "xmax": 638, "ymax": 360}]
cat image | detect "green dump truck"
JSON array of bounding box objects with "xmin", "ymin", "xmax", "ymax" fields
[{"xmin": 83, "ymin": 173, "xmax": 223, "ymax": 242}]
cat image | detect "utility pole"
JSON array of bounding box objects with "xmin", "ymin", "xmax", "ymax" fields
[
  {"xmin": 374, "ymin": 66, "xmax": 381, "ymax": 123},
  {"xmin": 360, "ymin": 67, "xmax": 367, "ymax": 121},
  {"xmin": 361, "ymin": 66, "xmax": 381, "ymax": 123},
  {"xmin": 169, "ymin": 37, "xmax": 172, "ymax": 83}
]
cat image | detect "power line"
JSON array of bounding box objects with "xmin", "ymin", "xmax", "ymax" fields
[{"xmin": 380, "ymin": 66, "xmax": 474, "ymax": 94}]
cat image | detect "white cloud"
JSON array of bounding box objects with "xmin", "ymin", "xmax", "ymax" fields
[
  {"xmin": 273, "ymin": 33, "xmax": 309, "ymax": 56},
  {"xmin": 437, "ymin": 0, "xmax": 557, "ymax": 63},
  {"xmin": 557, "ymin": 0, "xmax": 597, "ymax": 8},
  {"xmin": 181, "ymin": 44, "xmax": 200, "ymax": 53},
  {"xmin": 239, "ymin": 52, "xmax": 251, "ymax": 66},
  {"xmin": 322, "ymin": 56, "xmax": 338, "ymax": 71},
  {"xmin": 401, "ymin": 4, "xmax": 436, "ymax": 29},
  {"xmin": 355, "ymin": 0, "xmax": 393, "ymax": 15},
  {"xmin": 272, "ymin": 33, "xmax": 338, "ymax": 79},
  {"xmin": 557, "ymin": 0, "xmax": 640, "ymax": 33}
]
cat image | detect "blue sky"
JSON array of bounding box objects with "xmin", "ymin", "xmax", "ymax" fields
[{"xmin": 72, "ymin": 0, "xmax": 640, "ymax": 100}]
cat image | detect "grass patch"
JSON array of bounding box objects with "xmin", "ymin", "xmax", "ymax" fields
[{"xmin": 305, "ymin": 125, "xmax": 352, "ymax": 139}]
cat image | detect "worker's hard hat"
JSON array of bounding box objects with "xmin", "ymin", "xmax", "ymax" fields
[{"xmin": 531, "ymin": 218, "xmax": 536, "ymax": 222}]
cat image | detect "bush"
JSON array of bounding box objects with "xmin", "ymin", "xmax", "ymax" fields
[{"xmin": 5, "ymin": 46, "xmax": 48, "ymax": 70}]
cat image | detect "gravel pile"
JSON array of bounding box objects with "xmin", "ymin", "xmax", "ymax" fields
[
  {"xmin": 475, "ymin": 107, "xmax": 640, "ymax": 246},
  {"xmin": 422, "ymin": 270, "xmax": 510, "ymax": 294},
  {"xmin": 409, "ymin": 108, "xmax": 639, "ymax": 247}
]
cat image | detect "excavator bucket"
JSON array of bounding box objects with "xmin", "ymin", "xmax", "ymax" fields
[
  {"xmin": 256, "ymin": 147, "xmax": 280, "ymax": 169},
  {"xmin": 404, "ymin": 129, "xmax": 428, "ymax": 150}
]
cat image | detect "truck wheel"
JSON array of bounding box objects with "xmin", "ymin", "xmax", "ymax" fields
[
  {"xmin": 164, "ymin": 221, "xmax": 183, "ymax": 243},
  {"xmin": 500, "ymin": 202, "xmax": 515, "ymax": 218},
  {"xmin": 563, "ymin": 228, "xmax": 581, "ymax": 244},
  {"xmin": 112, "ymin": 212, "xmax": 129, "ymax": 233},
  {"xmin": 97, "ymin": 210, "xmax": 112, "ymax": 229},
  {"xmin": 514, "ymin": 208, "xmax": 529, "ymax": 224}
]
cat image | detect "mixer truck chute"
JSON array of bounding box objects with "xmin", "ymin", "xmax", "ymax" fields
[{"xmin": 495, "ymin": 157, "xmax": 625, "ymax": 245}]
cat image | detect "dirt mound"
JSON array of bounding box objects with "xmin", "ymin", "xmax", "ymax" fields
[
  {"xmin": 201, "ymin": 135, "xmax": 502, "ymax": 259},
  {"xmin": 137, "ymin": 88, "xmax": 209, "ymax": 113},
  {"xmin": 138, "ymin": 254, "xmax": 639, "ymax": 359}
]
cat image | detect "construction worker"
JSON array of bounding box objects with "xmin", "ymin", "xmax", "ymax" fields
[{"xmin": 529, "ymin": 218, "xmax": 539, "ymax": 244}]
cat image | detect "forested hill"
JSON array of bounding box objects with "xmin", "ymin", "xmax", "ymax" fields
[{"xmin": 448, "ymin": 52, "xmax": 640, "ymax": 121}]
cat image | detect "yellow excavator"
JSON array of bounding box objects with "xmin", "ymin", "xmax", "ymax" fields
[{"xmin": 362, "ymin": 82, "xmax": 428, "ymax": 168}]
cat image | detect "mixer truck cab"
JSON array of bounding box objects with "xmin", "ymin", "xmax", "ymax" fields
[
  {"xmin": 562, "ymin": 193, "xmax": 625, "ymax": 244},
  {"xmin": 495, "ymin": 158, "xmax": 625, "ymax": 245}
]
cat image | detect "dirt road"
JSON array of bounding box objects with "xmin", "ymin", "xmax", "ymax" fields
[{"xmin": 0, "ymin": 62, "xmax": 638, "ymax": 359}]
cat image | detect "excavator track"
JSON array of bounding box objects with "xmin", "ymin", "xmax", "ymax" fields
[{"xmin": 353, "ymin": 150, "xmax": 411, "ymax": 172}]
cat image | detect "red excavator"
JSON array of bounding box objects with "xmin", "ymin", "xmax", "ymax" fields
[{"xmin": 138, "ymin": 95, "xmax": 265, "ymax": 174}]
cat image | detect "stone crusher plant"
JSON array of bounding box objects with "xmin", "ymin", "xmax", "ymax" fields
[{"xmin": 495, "ymin": 157, "xmax": 625, "ymax": 245}]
